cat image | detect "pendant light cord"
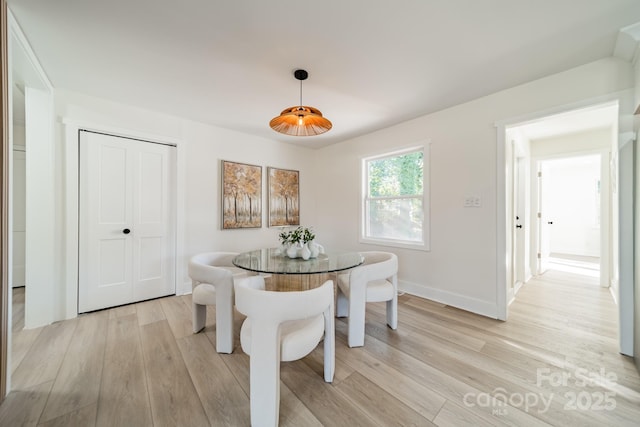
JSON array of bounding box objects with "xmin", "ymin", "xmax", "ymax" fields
[{"xmin": 299, "ymin": 79, "xmax": 303, "ymax": 108}]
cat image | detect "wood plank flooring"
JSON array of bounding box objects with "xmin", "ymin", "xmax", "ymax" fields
[{"xmin": 2, "ymin": 270, "xmax": 639, "ymax": 426}]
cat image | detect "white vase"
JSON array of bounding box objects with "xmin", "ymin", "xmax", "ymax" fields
[
  {"xmin": 286, "ymin": 244, "xmax": 298, "ymax": 258},
  {"xmin": 308, "ymin": 241, "xmax": 319, "ymax": 258},
  {"xmin": 301, "ymin": 243, "xmax": 311, "ymax": 260}
]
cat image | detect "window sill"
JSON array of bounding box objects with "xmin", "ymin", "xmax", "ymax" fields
[{"xmin": 359, "ymin": 237, "xmax": 430, "ymax": 252}]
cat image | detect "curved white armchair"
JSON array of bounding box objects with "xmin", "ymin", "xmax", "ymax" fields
[
  {"xmin": 188, "ymin": 252, "xmax": 250, "ymax": 354},
  {"xmin": 235, "ymin": 276, "xmax": 335, "ymax": 427},
  {"xmin": 336, "ymin": 251, "xmax": 398, "ymax": 347}
]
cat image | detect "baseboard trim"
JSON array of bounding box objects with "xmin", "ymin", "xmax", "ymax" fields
[
  {"xmin": 609, "ymin": 285, "xmax": 618, "ymax": 305},
  {"xmin": 513, "ymin": 280, "xmax": 524, "ymax": 296},
  {"xmin": 398, "ymin": 280, "xmax": 499, "ymax": 320},
  {"xmin": 179, "ymin": 280, "xmax": 192, "ymax": 296},
  {"xmin": 181, "ymin": 277, "xmax": 501, "ymax": 320}
]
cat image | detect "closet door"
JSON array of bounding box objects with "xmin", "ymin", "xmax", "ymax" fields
[{"xmin": 78, "ymin": 131, "xmax": 175, "ymax": 313}]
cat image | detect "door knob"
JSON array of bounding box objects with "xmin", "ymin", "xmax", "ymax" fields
[
  {"xmin": 516, "ymin": 224, "xmax": 522, "ymax": 229},
  {"xmin": 123, "ymin": 228, "xmax": 131, "ymax": 234},
  {"xmin": 547, "ymin": 221, "xmax": 553, "ymax": 225}
]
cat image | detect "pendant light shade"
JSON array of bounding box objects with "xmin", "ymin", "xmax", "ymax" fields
[{"xmin": 270, "ymin": 69, "xmax": 332, "ymax": 136}]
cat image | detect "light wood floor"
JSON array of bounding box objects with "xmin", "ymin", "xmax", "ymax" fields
[{"xmin": 1, "ymin": 270, "xmax": 639, "ymax": 426}]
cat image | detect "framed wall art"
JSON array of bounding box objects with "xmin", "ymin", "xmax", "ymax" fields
[
  {"xmin": 268, "ymin": 167, "xmax": 300, "ymax": 227},
  {"xmin": 221, "ymin": 160, "xmax": 262, "ymax": 229}
]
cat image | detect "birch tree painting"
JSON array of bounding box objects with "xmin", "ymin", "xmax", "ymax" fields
[
  {"xmin": 268, "ymin": 167, "xmax": 299, "ymax": 226},
  {"xmin": 222, "ymin": 160, "xmax": 262, "ymax": 229}
]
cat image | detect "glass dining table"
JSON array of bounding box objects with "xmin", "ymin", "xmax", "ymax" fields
[{"xmin": 233, "ymin": 248, "xmax": 364, "ymax": 291}]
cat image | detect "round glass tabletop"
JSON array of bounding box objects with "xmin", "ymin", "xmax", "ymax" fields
[{"xmin": 233, "ymin": 248, "xmax": 364, "ymax": 275}]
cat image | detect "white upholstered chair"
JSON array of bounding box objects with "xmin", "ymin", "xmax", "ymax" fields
[
  {"xmin": 188, "ymin": 252, "xmax": 250, "ymax": 354},
  {"xmin": 336, "ymin": 251, "xmax": 398, "ymax": 347},
  {"xmin": 235, "ymin": 275, "xmax": 335, "ymax": 427}
]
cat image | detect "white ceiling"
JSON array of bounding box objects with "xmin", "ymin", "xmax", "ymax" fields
[{"xmin": 7, "ymin": 0, "xmax": 640, "ymax": 149}]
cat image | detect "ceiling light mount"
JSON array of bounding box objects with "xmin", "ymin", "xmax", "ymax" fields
[
  {"xmin": 269, "ymin": 69, "xmax": 332, "ymax": 137},
  {"xmin": 294, "ymin": 69, "xmax": 308, "ymax": 81}
]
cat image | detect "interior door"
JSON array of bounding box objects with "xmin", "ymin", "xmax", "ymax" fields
[
  {"xmin": 78, "ymin": 131, "xmax": 176, "ymax": 313},
  {"xmin": 538, "ymin": 162, "xmax": 552, "ymax": 274}
]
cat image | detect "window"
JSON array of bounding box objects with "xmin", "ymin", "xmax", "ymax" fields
[{"xmin": 362, "ymin": 146, "xmax": 429, "ymax": 250}]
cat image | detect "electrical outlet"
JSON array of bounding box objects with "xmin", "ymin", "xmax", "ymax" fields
[
  {"xmin": 464, "ymin": 197, "xmax": 474, "ymax": 207},
  {"xmin": 472, "ymin": 196, "xmax": 482, "ymax": 207}
]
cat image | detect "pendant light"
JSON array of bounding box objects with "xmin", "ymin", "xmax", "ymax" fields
[{"xmin": 269, "ymin": 69, "xmax": 332, "ymax": 136}]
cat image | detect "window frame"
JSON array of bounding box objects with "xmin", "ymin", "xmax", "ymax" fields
[{"xmin": 360, "ymin": 144, "xmax": 430, "ymax": 251}]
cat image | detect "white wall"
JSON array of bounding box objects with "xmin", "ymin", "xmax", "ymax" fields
[
  {"xmin": 632, "ymin": 42, "xmax": 640, "ymax": 364},
  {"xmin": 53, "ymin": 90, "xmax": 317, "ymax": 320},
  {"xmin": 314, "ymin": 57, "xmax": 634, "ymax": 318},
  {"xmin": 530, "ymin": 128, "xmax": 612, "ymax": 157},
  {"xmin": 11, "ymin": 125, "xmax": 25, "ymax": 289},
  {"xmin": 180, "ymin": 120, "xmax": 318, "ymax": 277},
  {"xmin": 24, "ymin": 88, "xmax": 55, "ymax": 327},
  {"xmin": 12, "ymin": 123, "xmax": 24, "ymax": 147}
]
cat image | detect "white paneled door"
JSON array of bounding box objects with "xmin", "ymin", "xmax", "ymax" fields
[{"xmin": 79, "ymin": 131, "xmax": 176, "ymax": 313}]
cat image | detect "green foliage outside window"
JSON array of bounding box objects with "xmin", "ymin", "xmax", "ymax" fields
[{"xmin": 368, "ymin": 151, "xmax": 423, "ymax": 197}]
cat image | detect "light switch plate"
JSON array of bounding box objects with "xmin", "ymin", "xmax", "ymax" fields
[{"xmin": 464, "ymin": 196, "xmax": 481, "ymax": 207}]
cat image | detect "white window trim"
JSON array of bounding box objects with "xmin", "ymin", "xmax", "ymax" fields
[{"xmin": 360, "ymin": 144, "xmax": 430, "ymax": 251}]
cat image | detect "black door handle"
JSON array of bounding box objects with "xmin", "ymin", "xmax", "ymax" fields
[
  {"xmin": 516, "ymin": 225, "xmax": 522, "ymax": 229},
  {"xmin": 547, "ymin": 221, "xmax": 553, "ymax": 225},
  {"xmin": 123, "ymin": 228, "xmax": 131, "ymax": 234}
]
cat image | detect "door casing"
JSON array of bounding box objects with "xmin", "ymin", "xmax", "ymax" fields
[{"xmin": 63, "ymin": 120, "xmax": 186, "ymax": 320}]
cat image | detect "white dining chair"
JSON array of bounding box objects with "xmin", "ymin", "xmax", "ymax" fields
[
  {"xmin": 336, "ymin": 251, "xmax": 398, "ymax": 347},
  {"xmin": 235, "ymin": 275, "xmax": 335, "ymax": 427},
  {"xmin": 188, "ymin": 252, "xmax": 251, "ymax": 354}
]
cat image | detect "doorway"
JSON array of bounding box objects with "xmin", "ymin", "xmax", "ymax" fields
[
  {"xmin": 536, "ymin": 154, "xmax": 602, "ymax": 280},
  {"xmin": 499, "ymin": 101, "xmax": 632, "ymax": 353},
  {"xmin": 499, "ymin": 102, "xmax": 620, "ymax": 312}
]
